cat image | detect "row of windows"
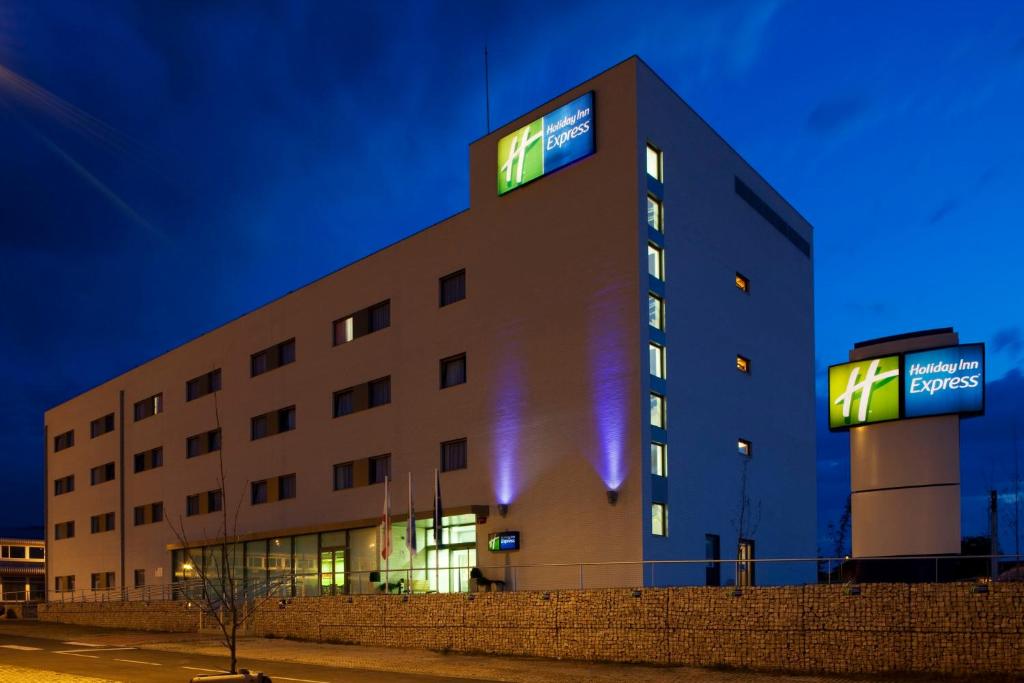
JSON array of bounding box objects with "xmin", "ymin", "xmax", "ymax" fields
[
  {"xmin": 647, "ymin": 143, "xmax": 669, "ymax": 541},
  {"xmin": 0, "ymin": 544, "xmax": 43, "ymax": 560},
  {"xmin": 134, "ymin": 502, "xmax": 163, "ymax": 526},
  {"xmin": 50, "ymin": 271, "xmax": 468, "ymax": 454},
  {"xmin": 90, "ymin": 511, "xmax": 115, "ymax": 534}
]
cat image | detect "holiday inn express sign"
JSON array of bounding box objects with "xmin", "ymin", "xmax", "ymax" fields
[
  {"xmin": 497, "ymin": 92, "xmax": 595, "ymax": 195},
  {"xmin": 828, "ymin": 343, "xmax": 985, "ymax": 430}
]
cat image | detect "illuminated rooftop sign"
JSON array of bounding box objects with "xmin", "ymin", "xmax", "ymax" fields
[
  {"xmin": 497, "ymin": 92, "xmax": 594, "ymax": 195},
  {"xmin": 828, "ymin": 343, "xmax": 985, "ymax": 431}
]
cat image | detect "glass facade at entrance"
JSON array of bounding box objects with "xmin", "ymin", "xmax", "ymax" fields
[{"xmin": 172, "ymin": 514, "xmax": 477, "ymax": 598}]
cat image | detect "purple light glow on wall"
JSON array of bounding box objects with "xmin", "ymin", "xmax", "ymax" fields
[
  {"xmin": 491, "ymin": 349, "xmax": 526, "ymax": 505},
  {"xmin": 588, "ymin": 284, "xmax": 632, "ymax": 491}
]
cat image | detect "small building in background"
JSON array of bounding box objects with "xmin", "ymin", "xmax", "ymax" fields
[{"xmin": 1, "ymin": 538, "xmax": 45, "ymax": 610}]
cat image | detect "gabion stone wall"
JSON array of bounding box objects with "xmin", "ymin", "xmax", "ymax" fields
[{"xmin": 41, "ymin": 583, "xmax": 1024, "ymax": 675}]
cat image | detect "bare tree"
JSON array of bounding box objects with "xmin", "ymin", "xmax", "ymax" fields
[
  {"xmin": 731, "ymin": 456, "xmax": 761, "ymax": 585},
  {"xmin": 164, "ymin": 390, "xmax": 278, "ymax": 674}
]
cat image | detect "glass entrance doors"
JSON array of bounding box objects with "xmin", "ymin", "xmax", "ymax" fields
[{"xmin": 319, "ymin": 548, "xmax": 345, "ymax": 595}]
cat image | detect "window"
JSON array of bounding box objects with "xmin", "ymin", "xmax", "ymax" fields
[
  {"xmin": 133, "ymin": 503, "xmax": 162, "ymax": 526},
  {"xmin": 439, "ymin": 269, "xmax": 466, "ymax": 306},
  {"xmin": 186, "ymin": 429, "xmax": 221, "ymax": 458},
  {"xmin": 251, "ymin": 338, "xmax": 296, "ymax": 377},
  {"xmin": 440, "ymin": 354, "xmax": 467, "ymax": 388},
  {"xmin": 90, "ymin": 572, "xmax": 115, "ymax": 591},
  {"xmin": 649, "ymin": 343, "xmax": 666, "ymax": 379},
  {"xmin": 652, "ymin": 502, "xmax": 668, "ymax": 536},
  {"xmin": 186, "ymin": 369, "xmax": 221, "ymax": 401},
  {"xmin": 736, "ymin": 355, "xmax": 750, "ymax": 374},
  {"xmin": 334, "ymin": 316, "xmax": 354, "ymax": 345},
  {"xmin": 134, "ymin": 447, "xmax": 163, "ymax": 473},
  {"xmin": 252, "ymin": 480, "xmax": 268, "ymax": 505},
  {"xmin": 368, "ymin": 301, "xmax": 390, "ymax": 332},
  {"xmin": 738, "ymin": 439, "xmax": 752, "ymax": 457},
  {"xmin": 53, "ymin": 430, "xmax": 74, "ymax": 452},
  {"xmin": 54, "ymin": 521, "xmax": 75, "ymax": 540},
  {"xmin": 368, "ymin": 377, "xmax": 391, "ymax": 407},
  {"xmin": 133, "ymin": 393, "xmax": 163, "ymax": 421},
  {"xmin": 278, "ymin": 474, "xmax": 296, "ymax": 500},
  {"xmin": 705, "ymin": 534, "xmax": 721, "ymax": 586},
  {"xmin": 29, "ymin": 547, "xmax": 44, "ymax": 559},
  {"xmin": 90, "ymin": 413, "xmax": 115, "ymax": 438},
  {"xmin": 208, "ymin": 489, "xmax": 223, "ymax": 512},
  {"xmin": 251, "ymin": 406, "xmax": 296, "ymax": 440},
  {"xmin": 333, "ymin": 462, "xmax": 354, "ymax": 490},
  {"xmin": 333, "ymin": 390, "xmax": 354, "ymax": 417},
  {"xmin": 648, "ymin": 293, "xmax": 664, "ymax": 331},
  {"xmin": 54, "ymin": 475, "xmax": 75, "ymax": 496},
  {"xmin": 134, "ymin": 569, "xmax": 145, "ymax": 589},
  {"xmin": 55, "ymin": 575, "xmax": 75, "ymax": 592},
  {"xmin": 440, "ymin": 438, "xmax": 468, "ymax": 472},
  {"xmin": 333, "ymin": 300, "xmax": 391, "ymax": 345},
  {"xmin": 651, "ymin": 442, "xmax": 667, "ymax": 477},
  {"xmin": 647, "ymin": 195, "xmax": 663, "ymax": 231},
  {"xmin": 648, "ymin": 243, "xmax": 664, "ymax": 280},
  {"xmin": 90, "ymin": 462, "xmax": 116, "ymax": 485},
  {"xmin": 735, "ymin": 272, "xmax": 750, "ymax": 293},
  {"xmin": 646, "ymin": 144, "xmax": 662, "ymax": 181},
  {"xmin": 735, "ymin": 177, "xmax": 810, "ymax": 258},
  {"xmin": 368, "ymin": 454, "xmax": 391, "ymax": 485},
  {"xmin": 650, "ymin": 393, "xmax": 666, "ymax": 428},
  {"xmin": 90, "ymin": 512, "xmax": 115, "ymax": 534},
  {"xmin": 186, "ymin": 495, "xmax": 199, "ymax": 517}
]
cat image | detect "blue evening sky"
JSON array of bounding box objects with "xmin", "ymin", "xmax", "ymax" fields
[{"xmin": 1, "ymin": 1, "xmax": 1021, "ymax": 550}]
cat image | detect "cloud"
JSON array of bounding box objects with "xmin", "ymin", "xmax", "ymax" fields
[
  {"xmin": 926, "ymin": 197, "xmax": 959, "ymax": 225},
  {"xmin": 806, "ymin": 94, "xmax": 871, "ymax": 135},
  {"xmin": 992, "ymin": 326, "xmax": 1024, "ymax": 358}
]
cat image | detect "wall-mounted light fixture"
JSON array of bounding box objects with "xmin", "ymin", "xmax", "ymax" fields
[
  {"xmin": 606, "ymin": 489, "xmax": 619, "ymax": 505},
  {"xmin": 497, "ymin": 503, "xmax": 509, "ymax": 517}
]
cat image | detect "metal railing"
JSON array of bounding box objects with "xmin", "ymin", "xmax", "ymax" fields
[{"xmin": 44, "ymin": 554, "xmax": 1024, "ymax": 604}]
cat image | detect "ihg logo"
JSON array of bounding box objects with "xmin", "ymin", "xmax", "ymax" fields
[
  {"xmin": 829, "ymin": 356, "xmax": 900, "ymax": 428},
  {"xmin": 498, "ymin": 120, "xmax": 544, "ymax": 192}
]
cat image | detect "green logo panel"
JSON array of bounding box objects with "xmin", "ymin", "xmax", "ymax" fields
[
  {"xmin": 497, "ymin": 119, "xmax": 544, "ymax": 195},
  {"xmin": 828, "ymin": 355, "xmax": 901, "ymax": 430}
]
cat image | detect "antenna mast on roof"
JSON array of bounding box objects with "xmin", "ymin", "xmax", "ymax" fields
[{"xmin": 484, "ymin": 44, "xmax": 491, "ymax": 133}]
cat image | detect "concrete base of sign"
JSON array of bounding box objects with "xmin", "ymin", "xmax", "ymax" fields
[{"xmin": 848, "ymin": 329, "xmax": 961, "ymax": 558}]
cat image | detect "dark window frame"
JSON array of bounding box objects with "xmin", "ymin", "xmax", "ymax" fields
[
  {"xmin": 368, "ymin": 454, "xmax": 391, "ymax": 485},
  {"xmin": 440, "ymin": 438, "xmax": 468, "ymax": 472},
  {"xmin": 90, "ymin": 413, "xmax": 115, "ymax": 438},
  {"xmin": 333, "ymin": 462, "xmax": 354, "ymax": 491},
  {"xmin": 439, "ymin": 269, "xmax": 466, "ymax": 307},
  {"xmin": 440, "ymin": 353, "xmax": 467, "ymax": 389}
]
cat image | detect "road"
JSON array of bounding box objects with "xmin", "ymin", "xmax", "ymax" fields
[{"xmin": 0, "ymin": 629, "xmax": 488, "ymax": 682}]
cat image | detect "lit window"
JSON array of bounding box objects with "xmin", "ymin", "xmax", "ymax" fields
[
  {"xmin": 335, "ymin": 316, "xmax": 354, "ymax": 344},
  {"xmin": 647, "ymin": 196, "xmax": 663, "ymax": 231},
  {"xmin": 736, "ymin": 355, "xmax": 750, "ymax": 374},
  {"xmin": 646, "ymin": 144, "xmax": 662, "ymax": 181},
  {"xmin": 652, "ymin": 502, "xmax": 668, "ymax": 536},
  {"xmin": 651, "ymin": 442, "xmax": 667, "ymax": 477},
  {"xmin": 648, "ymin": 243, "xmax": 664, "ymax": 280},
  {"xmin": 650, "ymin": 393, "xmax": 666, "ymax": 428},
  {"xmin": 648, "ymin": 294, "xmax": 664, "ymax": 330},
  {"xmin": 649, "ymin": 343, "xmax": 666, "ymax": 379},
  {"xmin": 738, "ymin": 439, "xmax": 752, "ymax": 457},
  {"xmin": 735, "ymin": 273, "xmax": 750, "ymax": 293}
]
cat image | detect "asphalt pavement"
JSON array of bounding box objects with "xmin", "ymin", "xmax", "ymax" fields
[{"xmin": 0, "ymin": 629, "xmax": 488, "ymax": 682}]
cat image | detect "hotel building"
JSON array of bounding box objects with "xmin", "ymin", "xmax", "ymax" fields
[{"xmin": 44, "ymin": 57, "xmax": 815, "ymax": 598}]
